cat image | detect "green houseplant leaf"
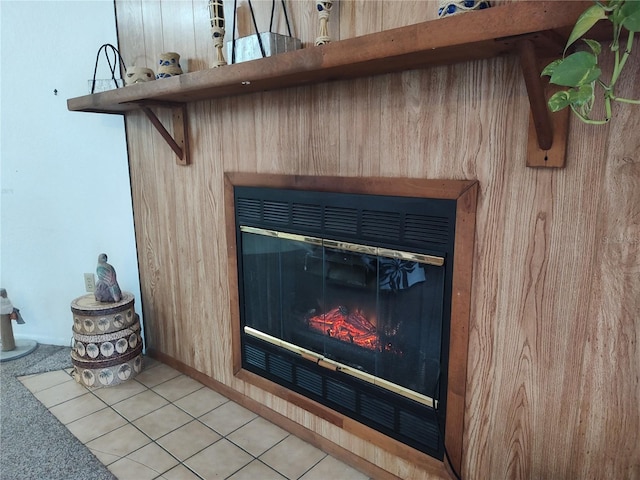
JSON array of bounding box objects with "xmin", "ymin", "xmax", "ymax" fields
[
  {"xmin": 548, "ymin": 91, "xmax": 572, "ymax": 112},
  {"xmin": 544, "ymin": 0, "xmax": 639, "ymax": 123},
  {"xmin": 547, "ymin": 85, "xmax": 595, "ymax": 113},
  {"xmin": 568, "ymin": 84, "xmax": 595, "ymax": 107},
  {"xmin": 564, "ymin": 4, "xmax": 607, "ymax": 52},
  {"xmin": 583, "ymin": 38, "xmax": 602, "ymax": 56},
  {"xmin": 549, "ymin": 51, "xmax": 601, "ymax": 87},
  {"xmin": 540, "ymin": 59, "xmax": 562, "ymax": 78},
  {"xmin": 620, "ymin": 0, "xmax": 640, "ymax": 31}
]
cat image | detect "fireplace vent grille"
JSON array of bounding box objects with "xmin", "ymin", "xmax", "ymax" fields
[
  {"xmin": 269, "ymin": 354, "xmax": 294, "ymax": 383},
  {"xmin": 236, "ymin": 198, "xmax": 262, "ymax": 221},
  {"xmin": 242, "ymin": 340, "xmax": 443, "ymax": 458},
  {"xmin": 292, "ymin": 203, "xmax": 323, "ymax": 229},
  {"xmin": 262, "ymin": 201, "xmax": 290, "ymax": 224},
  {"xmin": 361, "ymin": 394, "xmax": 395, "ymax": 430},
  {"xmin": 324, "ymin": 206, "xmax": 359, "ymax": 234},
  {"xmin": 404, "ymin": 213, "xmax": 450, "ymax": 245},
  {"xmin": 244, "ymin": 343, "xmax": 266, "ymax": 369},
  {"xmin": 326, "ymin": 381, "xmax": 357, "ymax": 411},
  {"xmin": 295, "ymin": 366, "xmax": 323, "ymax": 396},
  {"xmin": 399, "ymin": 410, "xmax": 440, "ymax": 448},
  {"xmin": 235, "ymin": 191, "xmax": 454, "ymax": 252},
  {"xmin": 361, "ymin": 210, "xmax": 401, "ymax": 240}
]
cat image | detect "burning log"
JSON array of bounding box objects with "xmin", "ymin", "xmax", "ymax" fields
[{"xmin": 307, "ymin": 306, "xmax": 381, "ymax": 351}]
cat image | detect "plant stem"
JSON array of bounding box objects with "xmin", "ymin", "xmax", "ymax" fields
[
  {"xmin": 611, "ymin": 31, "xmax": 635, "ymax": 86},
  {"xmin": 612, "ymin": 96, "xmax": 640, "ymax": 104},
  {"xmin": 570, "ymin": 105, "xmax": 610, "ymax": 124}
]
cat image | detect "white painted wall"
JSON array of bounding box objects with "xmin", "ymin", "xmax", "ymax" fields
[{"xmin": 1, "ymin": 1, "xmax": 142, "ymax": 346}]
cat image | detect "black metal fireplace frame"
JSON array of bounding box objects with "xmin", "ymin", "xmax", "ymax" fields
[
  {"xmin": 224, "ymin": 173, "xmax": 478, "ymax": 475},
  {"xmin": 233, "ymin": 184, "xmax": 458, "ymax": 460}
]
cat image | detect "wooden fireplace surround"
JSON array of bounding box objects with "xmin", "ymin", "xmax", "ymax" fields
[{"xmin": 223, "ymin": 173, "xmax": 478, "ymax": 478}]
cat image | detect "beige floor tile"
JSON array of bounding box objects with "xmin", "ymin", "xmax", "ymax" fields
[
  {"xmin": 89, "ymin": 446, "xmax": 121, "ymax": 466},
  {"xmin": 227, "ymin": 417, "xmax": 289, "ymax": 457},
  {"xmin": 86, "ymin": 424, "xmax": 151, "ymax": 463},
  {"xmin": 174, "ymin": 386, "xmax": 228, "ymax": 417},
  {"xmin": 32, "ymin": 379, "xmax": 91, "ymax": 408},
  {"xmin": 142, "ymin": 356, "xmax": 160, "ymax": 369},
  {"xmin": 126, "ymin": 442, "xmax": 179, "ymax": 476},
  {"xmin": 184, "ymin": 439, "xmax": 253, "ymax": 480},
  {"xmin": 66, "ymin": 408, "xmax": 128, "ymax": 443},
  {"xmin": 260, "ymin": 435, "xmax": 327, "ymax": 480},
  {"xmin": 93, "ymin": 379, "xmax": 147, "ymax": 405},
  {"xmin": 132, "ymin": 403, "xmax": 192, "ymax": 439},
  {"xmin": 135, "ymin": 362, "xmax": 181, "ymax": 388},
  {"xmin": 112, "ymin": 389, "xmax": 169, "ymax": 421},
  {"xmin": 31, "ymin": 364, "xmax": 372, "ymax": 480},
  {"xmin": 107, "ymin": 457, "xmax": 161, "ymax": 480},
  {"xmin": 227, "ymin": 459, "xmax": 287, "ymax": 479},
  {"xmin": 199, "ymin": 400, "xmax": 257, "ymax": 436},
  {"xmin": 151, "ymin": 374, "xmax": 203, "ymax": 402},
  {"xmin": 156, "ymin": 419, "xmax": 221, "ymax": 461},
  {"xmin": 160, "ymin": 464, "xmax": 202, "ymax": 480},
  {"xmin": 299, "ymin": 455, "xmax": 369, "ymax": 480},
  {"xmin": 19, "ymin": 370, "xmax": 73, "ymax": 393},
  {"xmin": 49, "ymin": 392, "xmax": 108, "ymax": 424}
]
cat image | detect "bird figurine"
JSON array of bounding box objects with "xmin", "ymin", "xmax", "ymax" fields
[{"xmin": 95, "ymin": 253, "xmax": 122, "ymax": 303}]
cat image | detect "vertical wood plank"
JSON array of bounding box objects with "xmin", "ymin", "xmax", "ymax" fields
[
  {"xmin": 339, "ymin": 0, "xmax": 382, "ymax": 38},
  {"xmin": 158, "ymin": 1, "xmax": 197, "ymax": 71},
  {"xmin": 573, "ymin": 49, "xmax": 640, "ymax": 479},
  {"xmin": 382, "ymin": 0, "xmax": 437, "ymax": 29},
  {"xmin": 140, "ymin": 0, "xmax": 165, "ymax": 70},
  {"xmin": 337, "ymin": 77, "xmax": 382, "ymax": 177},
  {"xmin": 193, "ymin": 0, "xmax": 216, "ymax": 71},
  {"xmin": 116, "ymin": 0, "xmax": 152, "ymax": 68}
]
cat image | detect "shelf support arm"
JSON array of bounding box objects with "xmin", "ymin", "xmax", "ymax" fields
[
  {"xmin": 519, "ymin": 39, "xmax": 553, "ymax": 151},
  {"xmin": 141, "ymin": 104, "xmax": 190, "ymax": 166},
  {"xmin": 517, "ymin": 39, "xmax": 570, "ymax": 168}
]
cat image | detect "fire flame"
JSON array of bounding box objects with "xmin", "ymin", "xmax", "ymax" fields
[{"xmin": 307, "ymin": 306, "xmax": 381, "ymax": 351}]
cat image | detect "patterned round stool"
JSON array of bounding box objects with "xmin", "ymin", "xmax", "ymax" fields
[{"xmin": 70, "ymin": 292, "xmax": 144, "ymax": 387}]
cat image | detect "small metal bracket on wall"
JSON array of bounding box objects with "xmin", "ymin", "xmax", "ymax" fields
[
  {"xmin": 518, "ymin": 39, "xmax": 570, "ymax": 168},
  {"xmin": 140, "ymin": 102, "xmax": 190, "ymax": 166}
]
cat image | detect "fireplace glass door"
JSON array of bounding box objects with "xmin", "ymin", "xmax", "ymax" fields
[
  {"xmin": 233, "ymin": 184, "xmax": 461, "ymax": 459},
  {"xmin": 239, "ymin": 227, "xmax": 445, "ymax": 405}
]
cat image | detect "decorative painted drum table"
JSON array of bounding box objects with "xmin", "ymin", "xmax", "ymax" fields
[{"xmin": 70, "ymin": 292, "xmax": 143, "ymax": 387}]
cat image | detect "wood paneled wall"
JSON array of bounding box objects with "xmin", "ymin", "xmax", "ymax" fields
[{"xmin": 115, "ymin": 1, "xmax": 640, "ymax": 478}]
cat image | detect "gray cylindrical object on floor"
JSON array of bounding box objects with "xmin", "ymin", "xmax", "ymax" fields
[{"xmin": 1, "ymin": 314, "xmax": 16, "ymax": 351}]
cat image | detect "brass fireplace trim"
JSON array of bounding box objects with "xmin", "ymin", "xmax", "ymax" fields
[
  {"xmin": 244, "ymin": 326, "xmax": 438, "ymax": 409},
  {"xmin": 240, "ymin": 225, "xmax": 445, "ymax": 266}
]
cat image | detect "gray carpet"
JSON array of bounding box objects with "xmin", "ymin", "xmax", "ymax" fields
[{"xmin": 0, "ymin": 344, "xmax": 116, "ymax": 480}]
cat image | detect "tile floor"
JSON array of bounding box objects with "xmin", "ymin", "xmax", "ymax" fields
[{"xmin": 19, "ymin": 357, "xmax": 370, "ymax": 480}]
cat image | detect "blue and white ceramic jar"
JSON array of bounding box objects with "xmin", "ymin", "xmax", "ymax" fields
[
  {"xmin": 156, "ymin": 52, "xmax": 183, "ymax": 79},
  {"xmin": 438, "ymin": 1, "xmax": 491, "ymax": 18}
]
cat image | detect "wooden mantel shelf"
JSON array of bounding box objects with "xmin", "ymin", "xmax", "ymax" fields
[{"xmin": 68, "ymin": 1, "xmax": 592, "ymax": 167}]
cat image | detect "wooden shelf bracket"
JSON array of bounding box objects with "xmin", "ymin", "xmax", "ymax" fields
[
  {"xmin": 141, "ymin": 103, "xmax": 190, "ymax": 166},
  {"xmin": 518, "ymin": 39, "xmax": 570, "ymax": 168}
]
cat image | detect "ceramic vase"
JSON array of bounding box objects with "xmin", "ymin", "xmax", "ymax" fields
[
  {"xmin": 438, "ymin": 1, "xmax": 491, "ymax": 18},
  {"xmin": 156, "ymin": 52, "xmax": 183, "ymax": 79},
  {"xmin": 124, "ymin": 66, "xmax": 156, "ymax": 85}
]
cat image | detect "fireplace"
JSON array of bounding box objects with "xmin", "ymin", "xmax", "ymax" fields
[{"xmin": 225, "ymin": 174, "xmax": 477, "ymax": 469}]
